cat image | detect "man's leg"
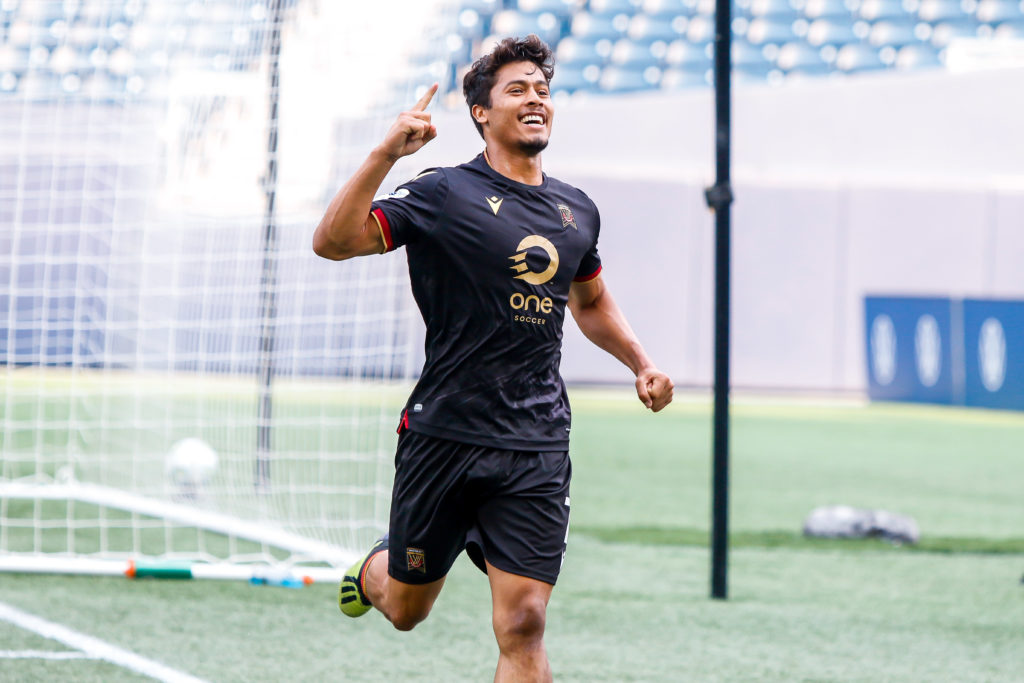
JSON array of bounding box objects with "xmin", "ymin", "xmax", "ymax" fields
[
  {"xmin": 487, "ymin": 561, "xmax": 554, "ymax": 683},
  {"xmin": 362, "ymin": 548, "xmax": 446, "ymax": 631}
]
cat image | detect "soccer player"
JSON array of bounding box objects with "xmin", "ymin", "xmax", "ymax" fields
[{"xmin": 313, "ymin": 35, "xmax": 673, "ymax": 682}]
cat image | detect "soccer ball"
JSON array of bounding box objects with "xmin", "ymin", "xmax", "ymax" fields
[{"xmin": 165, "ymin": 438, "xmax": 219, "ymax": 500}]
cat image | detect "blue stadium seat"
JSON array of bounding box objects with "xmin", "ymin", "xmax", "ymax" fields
[
  {"xmin": 556, "ymin": 36, "xmax": 613, "ymax": 66},
  {"xmin": 599, "ymin": 64, "xmax": 661, "ymax": 91},
  {"xmin": 589, "ymin": 0, "xmax": 643, "ymax": 17},
  {"xmin": 776, "ymin": 41, "xmax": 829, "ymax": 72},
  {"xmin": 685, "ymin": 15, "xmax": 715, "ymax": 41},
  {"xmin": 916, "ymin": 0, "xmax": 965, "ymax": 23},
  {"xmin": 732, "ymin": 39, "xmax": 773, "ymax": 76},
  {"xmin": 806, "ymin": 18, "xmax": 860, "ymax": 45},
  {"xmin": 610, "ymin": 38, "xmax": 665, "ymax": 67},
  {"xmin": 894, "ymin": 43, "xmax": 942, "ymax": 68},
  {"xmin": 745, "ymin": 18, "xmax": 798, "ymax": 45},
  {"xmin": 869, "ymin": 20, "xmax": 924, "ymax": 46},
  {"xmin": 643, "ymin": 0, "xmax": 696, "ymax": 18},
  {"xmin": 995, "ymin": 20, "xmax": 1024, "ymax": 37},
  {"xmin": 0, "ymin": 71, "xmax": 19, "ymax": 93},
  {"xmin": 975, "ymin": 0, "xmax": 1023, "ymax": 23},
  {"xmin": 0, "ymin": 45, "xmax": 30, "ymax": 75},
  {"xmin": 490, "ymin": 9, "xmax": 562, "ymax": 43},
  {"xmin": 749, "ymin": 0, "xmax": 800, "ymax": 20},
  {"xmin": 665, "ymin": 39, "xmax": 712, "ymax": 69},
  {"xmin": 802, "ymin": 0, "xmax": 853, "ymax": 20},
  {"xmin": 460, "ymin": 0, "xmax": 502, "ymax": 14},
  {"xmin": 928, "ymin": 19, "xmax": 980, "ymax": 45},
  {"xmin": 834, "ymin": 42, "xmax": 886, "ymax": 71},
  {"xmin": 456, "ymin": 9, "xmax": 488, "ymax": 40},
  {"xmin": 516, "ymin": 0, "xmax": 576, "ymax": 21},
  {"xmin": 627, "ymin": 14, "xmax": 686, "ymax": 42},
  {"xmin": 660, "ymin": 66, "xmax": 709, "ymax": 88},
  {"xmin": 858, "ymin": 0, "xmax": 912, "ymax": 22},
  {"xmin": 571, "ymin": 12, "xmax": 631, "ymax": 41},
  {"xmin": 551, "ymin": 63, "xmax": 602, "ymax": 92}
]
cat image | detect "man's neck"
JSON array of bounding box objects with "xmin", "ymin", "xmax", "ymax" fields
[{"xmin": 483, "ymin": 146, "xmax": 543, "ymax": 186}]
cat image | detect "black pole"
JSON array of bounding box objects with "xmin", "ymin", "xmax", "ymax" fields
[
  {"xmin": 704, "ymin": 0, "xmax": 734, "ymax": 600},
  {"xmin": 256, "ymin": 0, "xmax": 284, "ymax": 492}
]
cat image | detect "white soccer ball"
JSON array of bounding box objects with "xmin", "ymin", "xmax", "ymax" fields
[{"xmin": 165, "ymin": 438, "xmax": 219, "ymax": 499}]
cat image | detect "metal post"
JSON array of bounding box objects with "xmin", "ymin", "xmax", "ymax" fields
[
  {"xmin": 705, "ymin": 0, "xmax": 734, "ymax": 600},
  {"xmin": 256, "ymin": 0, "xmax": 284, "ymax": 492}
]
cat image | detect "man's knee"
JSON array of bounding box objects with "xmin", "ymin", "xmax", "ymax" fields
[
  {"xmin": 388, "ymin": 602, "xmax": 431, "ymax": 632},
  {"xmin": 493, "ymin": 595, "xmax": 547, "ymax": 646}
]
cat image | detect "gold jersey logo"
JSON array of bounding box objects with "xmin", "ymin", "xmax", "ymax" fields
[
  {"xmin": 508, "ymin": 235, "xmax": 559, "ymax": 286},
  {"xmin": 486, "ymin": 195, "xmax": 504, "ymax": 215}
]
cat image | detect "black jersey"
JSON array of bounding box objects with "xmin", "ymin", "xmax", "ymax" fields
[{"xmin": 370, "ymin": 153, "xmax": 602, "ymax": 450}]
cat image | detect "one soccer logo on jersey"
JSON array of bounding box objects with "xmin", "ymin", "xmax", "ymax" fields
[
  {"xmin": 509, "ymin": 235, "xmax": 559, "ymax": 286},
  {"xmin": 557, "ymin": 203, "xmax": 577, "ymax": 230}
]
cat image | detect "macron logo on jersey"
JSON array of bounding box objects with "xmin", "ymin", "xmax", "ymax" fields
[{"xmin": 486, "ymin": 195, "xmax": 504, "ymax": 215}]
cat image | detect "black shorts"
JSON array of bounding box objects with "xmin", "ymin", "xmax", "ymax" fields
[{"xmin": 387, "ymin": 430, "xmax": 571, "ymax": 586}]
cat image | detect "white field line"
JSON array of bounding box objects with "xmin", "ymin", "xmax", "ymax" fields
[
  {"xmin": 0, "ymin": 650, "xmax": 96, "ymax": 660},
  {"xmin": 0, "ymin": 601, "xmax": 208, "ymax": 683}
]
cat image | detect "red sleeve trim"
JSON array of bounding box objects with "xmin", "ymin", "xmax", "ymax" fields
[
  {"xmin": 573, "ymin": 265, "xmax": 602, "ymax": 283},
  {"xmin": 371, "ymin": 208, "xmax": 394, "ymax": 253}
]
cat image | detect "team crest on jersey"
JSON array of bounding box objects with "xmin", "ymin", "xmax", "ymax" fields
[
  {"xmin": 406, "ymin": 547, "xmax": 426, "ymax": 573},
  {"xmin": 557, "ymin": 203, "xmax": 577, "ymax": 230}
]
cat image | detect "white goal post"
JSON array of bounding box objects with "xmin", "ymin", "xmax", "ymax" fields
[{"xmin": 0, "ymin": 0, "xmax": 457, "ymax": 582}]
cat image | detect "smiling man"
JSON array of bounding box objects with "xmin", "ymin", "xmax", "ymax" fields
[{"xmin": 313, "ymin": 35, "xmax": 672, "ymax": 681}]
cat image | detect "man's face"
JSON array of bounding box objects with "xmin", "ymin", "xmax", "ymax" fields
[{"xmin": 475, "ymin": 60, "xmax": 553, "ymax": 156}]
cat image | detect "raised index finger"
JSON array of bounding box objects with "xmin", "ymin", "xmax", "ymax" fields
[{"xmin": 411, "ymin": 83, "xmax": 438, "ymax": 112}]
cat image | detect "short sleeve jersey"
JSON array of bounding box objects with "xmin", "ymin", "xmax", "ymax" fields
[{"xmin": 370, "ymin": 153, "xmax": 602, "ymax": 450}]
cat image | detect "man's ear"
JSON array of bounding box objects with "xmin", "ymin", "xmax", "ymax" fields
[{"xmin": 471, "ymin": 103, "xmax": 488, "ymax": 127}]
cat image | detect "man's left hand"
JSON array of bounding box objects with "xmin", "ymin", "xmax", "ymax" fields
[{"xmin": 636, "ymin": 368, "xmax": 674, "ymax": 412}]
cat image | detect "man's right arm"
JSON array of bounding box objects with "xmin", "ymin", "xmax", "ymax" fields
[{"xmin": 312, "ymin": 84, "xmax": 438, "ymax": 261}]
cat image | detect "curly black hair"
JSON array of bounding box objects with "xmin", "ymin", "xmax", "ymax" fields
[{"xmin": 462, "ymin": 34, "xmax": 555, "ymax": 140}]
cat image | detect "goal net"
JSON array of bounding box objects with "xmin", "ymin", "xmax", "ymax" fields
[{"xmin": 0, "ymin": 0, "xmax": 456, "ymax": 581}]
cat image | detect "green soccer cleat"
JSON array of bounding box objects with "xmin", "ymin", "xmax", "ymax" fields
[{"xmin": 338, "ymin": 534, "xmax": 388, "ymax": 618}]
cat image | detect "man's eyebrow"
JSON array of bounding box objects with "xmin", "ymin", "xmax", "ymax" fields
[{"xmin": 504, "ymin": 78, "xmax": 549, "ymax": 87}]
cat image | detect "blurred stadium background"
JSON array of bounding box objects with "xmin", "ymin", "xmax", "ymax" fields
[{"xmin": 1, "ymin": 0, "xmax": 1023, "ymax": 681}]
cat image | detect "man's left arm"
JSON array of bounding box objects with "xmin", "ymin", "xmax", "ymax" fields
[{"xmin": 568, "ymin": 276, "xmax": 674, "ymax": 412}]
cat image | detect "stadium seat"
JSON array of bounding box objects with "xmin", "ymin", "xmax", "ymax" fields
[
  {"xmin": 0, "ymin": 44, "xmax": 30, "ymax": 75},
  {"xmin": 930, "ymin": 20, "xmax": 980, "ymax": 45},
  {"xmin": 556, "ymin": 36, "xmax": 613, "ymax": 66},
  {"xmin": 746, "ymin": 18, "xmax": 798, "ymax": 44},
  {"xmin": 869, "ymin": 20, "xmax": 923, "ymax": 46},
  {"xmin": 627, "ymin": 14, "xmax": 687, "ymax": 42},
  {"xmin": 894, "ymin": 43, "xmax": 942, "ymax": 68},
  {"xmin": 732, "ymin": 39, "xmax": 773, "ymax": 76},
  {"xmin": 749, "ymin": 0, "xmax": 800, "ymax": 20},
  {"xmin": 589, "ymin": 0, "xmax": 643, "ymax": 16},
  {"xmin": 975, "ymin": 0, "xmax": 1024, "ymax": 23},
  {"xmin": 599, "ymin": 64, "xmax": 660, "ymax": 91},
  {"xmin": 806, "ymin": 18, "xmax": 861, "ymax": 45},
  {"xmin": 857, "ymin": 0, "xmax": 912, "ymax": 21},
  {"xmin": 610, "ymin": 38, "xmax": 665, "ymax": 67},
  {"xmin": 490, "ymin": 9, "xmax": 562, "ymax": 44},
  {"xmin": 802, "ymin": 0, "xmax": 854, "ymax": 20},
  {"xmin": 834, "ymin": 42, "xmax": 886, "ymax": 71},
  {"xmin": 916, "ymin": 0, "xmax": 966, "ymax": 23},
  {"xmin": 660, "ymin": 66, "xmax": 709, "ymax": 88},
  {"xmin": 643, "ymin": 0, "xmax": 696, "ymax": 18},
  {"xmin": 456, "ymin": 9, "xmax": 487, "ymax": 40},
  {"xmin": 685, "ymin": 15, "xmax": 715, "ymax": 41},
  {"xmin": 994, "ymin": 20, "xmax": 1024, "ymax": 37},
  {"xmin": 665, "ymin": 39, "xmax": 713, "ymax": 68},
  {"xmin": 551, "ymin": 63, "xmax": 602, "ymax": 92},
  {"xmin": 775, "ymin": 41, "xmax": 830, "ymax": 72},
  {"xmin": 571, "ymin": 12, "xmax": 631, "ymax": 41},
  {"xmin": 516, "ymin": 0, "xmax": 577, "ymax": 19}
]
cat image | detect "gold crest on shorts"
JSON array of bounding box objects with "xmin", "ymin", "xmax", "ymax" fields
[{"xmin": 406, "ymin": 547, "xmax": 426, "ymax": 573}]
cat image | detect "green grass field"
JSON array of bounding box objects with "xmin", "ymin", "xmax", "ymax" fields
[{"xmin": 1, "ymin": 388, "xmax": 1023, "ymax": 681}]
